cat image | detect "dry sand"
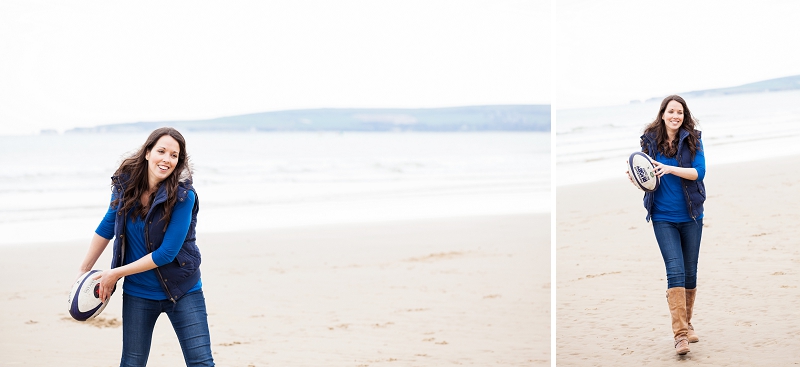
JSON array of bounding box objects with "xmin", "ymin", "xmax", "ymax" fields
[
  {"xmin": 557, "ymin": 156, "xmax": 800, "ymax": 365},
  {"xmin": 0, "ymin": 214, "xmax": 549, "ymax": 366}
]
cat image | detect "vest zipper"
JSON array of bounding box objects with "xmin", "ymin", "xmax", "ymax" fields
[
  {"xmin": 676, "ymin": 140, "xmax": 696, "ymax": 220},
  {"xmin": 145, "ymin": 209, "xmax": 176, "ymax": 304},
  {"xmin": 683, "ymin": 183, "xmax": 695, "ymax": 220}
]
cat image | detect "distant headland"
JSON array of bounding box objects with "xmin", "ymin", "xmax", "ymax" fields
[
  {"xmin": 644, "ymin": 75, "xmax": 800, "ymax": 103},
  {"xmin": 64, "ymin": 105, "xmax": 550, "ymax": 134}
]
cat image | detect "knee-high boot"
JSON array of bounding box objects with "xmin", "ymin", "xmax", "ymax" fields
[
  {"xmin": 685, "ymin": 288, "xmax": 699, "ymax": 343},
  {"xmin": 666, "ymin": 287, "xmax": 690, "ymax": 355}
]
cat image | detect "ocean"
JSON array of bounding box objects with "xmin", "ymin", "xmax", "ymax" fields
[
  {"xmin": 0, "ymin": 132, "xmax": 549, "ymax": 245},
  {"xmin": 557, "ymin": 90, "xmax": 800, "ymax": 186}
]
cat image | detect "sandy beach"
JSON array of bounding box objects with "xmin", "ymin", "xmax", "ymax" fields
[
  {"xmin": 0, "ymin": 213, "xmax": 549, "ymax": 366},
  {"xmin": 557, "ymin": 156, "xmax": 800, "ymax": 365}
]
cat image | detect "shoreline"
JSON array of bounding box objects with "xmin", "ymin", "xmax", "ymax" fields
[
  {"xmin": 0, "ymin": 208, "xmax": 550, "ymax": 248},
  {"xmin": 557, "ymin": 154, "xmax": 800, "ymax": 364},
  {"xmin": 0, "ymin": 213, "xmax": 550, "ymax": 366}
]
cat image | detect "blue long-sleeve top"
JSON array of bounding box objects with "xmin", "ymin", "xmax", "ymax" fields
[
  {"xmin": 651, "ymin": 139, "xmax": 705, "ymax": 222},
  {"xmin": 96, "ymin": 190, "xmax": 201, "ymax": 300}
]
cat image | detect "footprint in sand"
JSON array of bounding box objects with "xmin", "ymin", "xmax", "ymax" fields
[
  {"xmin": 328, "ymin": 323, "xmax": 350, "ymax": 330},
  {"xmin": 218, "ymin": 341, "xmax": 246, "ymax": 347},
  {"xmin": 575, "ymin": 271, "xmax": 622, "ymax": 281},
  {"xmin": 404, "ymin": 252, "xmax": 465, "ymax": 263},
  {"xmin": 61, "ymin": 316, "xmax": 121, "ymax": 328}
]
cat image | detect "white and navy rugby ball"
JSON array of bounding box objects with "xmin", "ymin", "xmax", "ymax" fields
[
  {"xmin": 627, "ymin": 152, "xmax": 660, "ymax": 192},
  {"xmin": 68, "ymin": 270, "xmax": 109, "ymax": 321}
]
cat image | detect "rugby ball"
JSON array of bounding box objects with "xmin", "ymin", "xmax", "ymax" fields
[
  {"xmin": 68, "ymin": 270, "xmax": 111, "ymax": 321},
  {"xmin": 627, "ymin": 152, "xmax": 660, "ymax": 192}
]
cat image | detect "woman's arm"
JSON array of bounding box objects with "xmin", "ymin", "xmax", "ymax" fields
[
  {"xmin": 78, "ymin": 233, "xmax": 111, "ymax": 276},
  {"xmin": 652, "ymin": 161, "xmax": 698, "ymax": 180},
  {"xmin": 78, "ymin": 192, "xmax": 116, "ymax": 278},
  {"xmin": 693, "ymin": 140, "xmax": 706, "ymax": 180},
  {"xmin": 93, "ymin": 254, "xmax": 158, "ymax": 302},
  {"xmin": 653, "ymin": 139, "xmax": 706, "ymax": 181},
  {"xmin": 150, "ymin": 191, "xmax": 196, "ymax": 267}
]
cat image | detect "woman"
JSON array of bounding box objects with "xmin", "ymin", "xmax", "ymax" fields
[
  {"xmin": 634, "ymin": 95, "xmax": 706, "ymax": 355},
  {"xmin": 77, "ymin": 127, "xmax": 214, "ymax": 366}
]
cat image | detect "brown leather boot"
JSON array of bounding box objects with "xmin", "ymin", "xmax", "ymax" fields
[
  {"xmin": 685, "ymin": 288, "xmax": 699, "ymax": 343},
  {"xmin": 666, "ymin": 287, "xmax": 690, "ymax": 355}
]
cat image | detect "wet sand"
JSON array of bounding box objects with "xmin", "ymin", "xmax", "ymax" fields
[
  {"xmin": 557, "ymin": 156, "xmax": 800, "ymax": 365},
  {"xmin": 0, "ymin": 214, "xmax": 549, "ymax": 366}
]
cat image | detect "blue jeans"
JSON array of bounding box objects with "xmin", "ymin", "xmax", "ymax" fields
[
  {"xmin": 652, "ymin": 219, "xmax": 703, "ymax": 289},
  {"xmin": 121, "ymin": 291, "xmax": 214, "ymax": 367}
]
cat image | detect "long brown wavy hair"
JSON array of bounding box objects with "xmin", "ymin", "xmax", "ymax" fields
[
  {"xmin": 642, "ymin": 95, "xmax": 701, "ymax": 158},
  {"xmin": 112, "ymin": 127, "xmax": 192, "ymax": 225}
]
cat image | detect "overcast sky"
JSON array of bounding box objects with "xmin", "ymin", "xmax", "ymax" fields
[
  {"xmin": 0, "ymin": 0, "xmax": 549, "ymax": 135},
  {"xmin": 6, "ymin": 1, "xmax": 797, "ymax": 135},
  {"xmin": 557, "ymin": 0, "xmax": 800, "ymax": 109}
]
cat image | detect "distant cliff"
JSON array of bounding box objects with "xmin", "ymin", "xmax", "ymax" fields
[
  {"xmin": 66, "ymin": 105, "xmax": 550, "ymax": 133},
  {"xmin": 646, "ymin": 75, "xmax": 800, "ymax": 102}
]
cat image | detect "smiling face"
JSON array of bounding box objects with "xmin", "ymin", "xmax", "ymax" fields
[
  {"xmin": 661, "ymin": 100, "xmax": 684, "ymax": 136},
  {"xmin": 145, "ymin": 135, "xmax": 180, "ymax": 188}
]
